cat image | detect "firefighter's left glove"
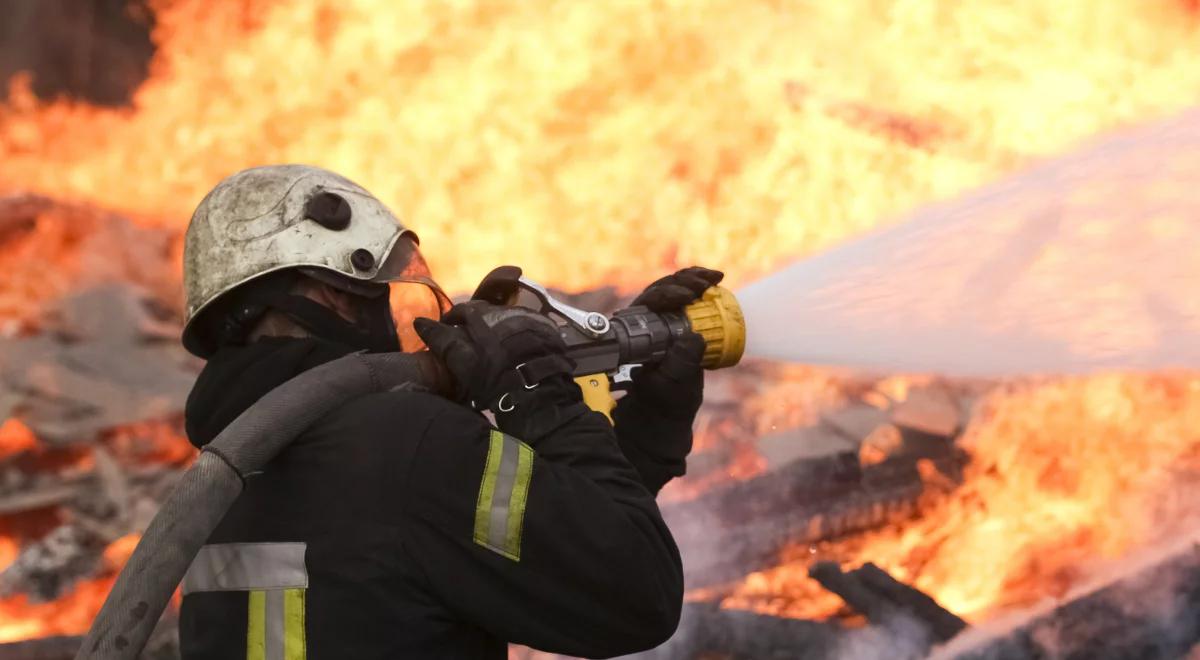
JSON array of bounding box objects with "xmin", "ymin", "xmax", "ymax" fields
[
  {"xmin": 414, "ymin": 301, "xmax": 587, "ymax": 441},
  {"xmin": 626, "ymin": 266, "xmax": 724, "ymax": 422}
]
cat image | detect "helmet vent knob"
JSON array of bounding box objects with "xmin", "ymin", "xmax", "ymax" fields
[
  {"xmin": 306, "ymin": 192, "xmax": 352, "ymax": 230},
  {"xmin": 350, "ymin": 248, "xmax": 375, "ymax": 271}
]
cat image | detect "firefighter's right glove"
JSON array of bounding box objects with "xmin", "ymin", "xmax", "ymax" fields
[{"xmin": 413, "ymin": 301, "xmax": 587, "ymax": 441}]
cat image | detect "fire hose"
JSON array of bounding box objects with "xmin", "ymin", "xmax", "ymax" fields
[
  {"xmin": 76, "ymin": 352, "xmax": 453, "ymax": 659},
  {"xmin": 77, "ymin": 274, "xmax": 746, "ymax": 659}
]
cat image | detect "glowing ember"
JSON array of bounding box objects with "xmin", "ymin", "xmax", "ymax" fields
[
  {"xmin": 0, "ymin": 419, "xmax": 37, "ymax": 461},
  {"xmin": 0, "ymin": 536, "xmax": 17, "ymax": 571},
  {"xmin": 101, "ymin": 534, "xmax": 140, "ymax": 568},
  {"xmin": 103, "ymin": 421, "xmax": 196, "ymax": 466},
  {"xmin": 0, "ymin": 575, "xmax": 124, "ymax": 642}
]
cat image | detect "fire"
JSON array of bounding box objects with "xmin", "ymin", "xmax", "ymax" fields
[
  {"xmin": 0, "ymin": 197, "xmax": 181, "ymax": 330},
  {"xmin": 0, "ymin": 533, "xmax": 139, "ymax": 643},
  {"xmin": 103, "ymin": 420, "xmax": 196, "ymax": 466},
  {"xmin": 0, "ymin": 420, "xmax": 37, "ymax": 461},
  {"xmin": 724, "ymin": 374, "xmax": 1200, "ymax": 621},
  {"xmin": 0, "ymin": 422, "xmax": 190, "ymax": 643},
  {"xmin": 0, "ymin": 575, "xmax": 123, "ymax": 643},
  {"xmin": 658, "ymin": 362, "xmax": 851, "ymax": 502},
  {"xmin": 3, "ymin": 1, "xmax": 1200, "ymax": 295},
  {"xmin": 2, "ymin": 0, "xmax": 1200, "ymax": 650}
]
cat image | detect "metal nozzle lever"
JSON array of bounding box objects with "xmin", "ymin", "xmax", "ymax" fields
[{"xmin": 515, "ymin": 276, "xmax": 611, "ymax": 338}]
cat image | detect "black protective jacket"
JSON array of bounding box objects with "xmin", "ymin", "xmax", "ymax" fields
[{"xmin": 178, "ymin": 338, "xmax": 690, "ymax": 659}]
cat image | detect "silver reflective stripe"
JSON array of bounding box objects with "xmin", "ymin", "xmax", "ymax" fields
[
  {"xmin": 473, "ymin": 431, "xmax": 534, "ymax": 561},
  {"xmin": 183, "ymin": 542, "xmax": 308, "ymax": 595},
  {"xmin": 488, "ymin": 435, "xmax": 522, "ymax": 551},
  {"xmin": 265, "ymin": 589, "xmax": 285, "ymax": 660}
]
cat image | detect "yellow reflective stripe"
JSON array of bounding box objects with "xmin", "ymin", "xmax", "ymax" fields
[
  {"xmin": 473, "ymin": 431, "xmax": 504, "ymax": 548},
  {"xmin": 504, "ymin": 442, "xmax": 534, "ymax": 559},
  {"xmin": 247, "ymin": 588, "xmax": 304, "ymax": 660},
  {"xmin": 247, "ymin": 590, "xmax": 266, "ymax": 660},
  {"xmin": 474, "ymin": 430, "xmax": 535, "ymax": 561},
  {"xmin": 283, "ymin": 588, "xmax": 306, "ymax": 660}
]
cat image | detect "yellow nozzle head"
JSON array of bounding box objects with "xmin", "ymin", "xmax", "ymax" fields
[{"xmin": 684, "ymin": 285, "xmax": 745, "ymax": 370}]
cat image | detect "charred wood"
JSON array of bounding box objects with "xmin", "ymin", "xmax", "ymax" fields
[
  {"xmin": 664, "ymin": 427, "xmax": 965, "ymax": 589},
  {"xmin": 627, "ymin": 601, "xmax": 843, "ymax": 660},
  {"xmin": 946, "ymin": 539, "xmax": 1200, "ymax": 660},
  {"xmin": 0, "ymin": 524, "xmax": 107, "ymax": 601},
  {"xmin": 0, "ymin": 451, "xmax": 181, "ymax": 600},
  {"xmin": 809, "ymin": 561, "xmax": 966, "ymax": 643},
  {"xmin": 627, "ymin": 600, "xmax": 960, "ymax": 660},
  {"xmin": 853, "ymin": 563, "xmax": 966, "ymax": 641},
  {"xmin": 0, "ymin": 196, "xmax": 43, "ymax": 244},
  {"xmin": 809, "ymin": 562, "xmax": 896, "ymax": 629},
  {"xmin": 0, "ymin": 462, "xmax": 178, "ymax": 517},
  {"xmin": 0, "ymin": 636, "xmax": 84, "ymax": 660},
  {"xmin": 0, "ymin": 613, "xmax": 178, "ymax": 660},
  {"xmin": 0, "ymin": 285, "xmax": 197, "ymax": 445}
]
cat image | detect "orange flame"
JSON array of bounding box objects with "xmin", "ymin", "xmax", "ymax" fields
[
  {"xmin": 0, "ymin": 420, "xmax": 37, "ymax": 461},
  {"xmin": 724, "ymin": 374, "xmax": 1200, "ymax": 621},
  {"xmin": 0, "ymin": 534, "xmax": 140, "ymax": 643},
  {"xmin": 3, "ymin": 1, "xmax": 1200, "ymax": 294}
]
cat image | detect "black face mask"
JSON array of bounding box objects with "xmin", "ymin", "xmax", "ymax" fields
[
  {"xmin": 354, "ymin": 291, "xmax": 404, "ymax": 353},
  {"xmin": 217, "ymin": 271, "xmax": 402, "ymax": 354}
]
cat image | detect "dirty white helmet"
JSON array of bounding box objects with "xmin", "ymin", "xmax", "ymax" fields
[{"xmin": 182, "ymin": 164, "xmax": 447, "ymax": 356}]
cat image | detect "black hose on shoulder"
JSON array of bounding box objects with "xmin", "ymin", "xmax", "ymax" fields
[{"xmin": 76, "ymin": 351, "xmax": 451, "ymax": 660}]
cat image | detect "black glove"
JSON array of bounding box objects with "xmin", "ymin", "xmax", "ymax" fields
[
  {"xmin": 632, "ymin": 266, "xmax": 724, "ymax": 313},
  {"xmin": 627, "ymin": 266, "xmax": 724, "ymax": 421},
  {"xmin": 413, "ymin": 301, "xmax": 585, "ymax": 441}
]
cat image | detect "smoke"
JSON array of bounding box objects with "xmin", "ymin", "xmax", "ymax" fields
[
  {"xmin": 738, "ymin": 107, "xmax": 1200, "ymax": 377},
  {"xmin": 830, "ymin": 615, "xmax": 933, "ymax": 660},
  {"xmin": 930, "ymin": 528, "xmax": 1200, "ymax": 659}
]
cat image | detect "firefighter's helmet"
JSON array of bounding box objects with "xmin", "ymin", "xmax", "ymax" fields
[{"xmin": 182, "ymin": 164, "xmax": 445, "ymax": 356}]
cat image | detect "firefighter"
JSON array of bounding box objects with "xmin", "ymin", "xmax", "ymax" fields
[{"xmin": 177, "ymin": 164, "xmax": 721, "ymax": 659}]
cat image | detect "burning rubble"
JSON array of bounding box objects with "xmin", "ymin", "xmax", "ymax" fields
[{"xmin": 0, "ymin": 196, "xmax": 194, "ymax": 652}]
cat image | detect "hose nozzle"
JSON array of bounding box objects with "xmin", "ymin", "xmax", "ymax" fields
[{"xmin": 684, "ymin": 285, "xmax": 746, "ymax": 370}]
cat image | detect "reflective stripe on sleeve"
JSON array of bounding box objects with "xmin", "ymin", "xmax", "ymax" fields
[
  {"xmin": 246, "ymin": 588, "xmax": 306, "ymax": 660},
  {"xmin": 473, "ymin": 430, "xmax": 534, "ymax": 561},
  {"xmin": 265, "ymin": 589, "xmax": 285, "ymax": 659},
  {"xmin": 283, "ymin": 587, "xmax": 307, "ymax": 660},
  {"xmin": 183, "ymin": 542, "xmax": 307, "ymax": 594},
  {"xmin": 247, "ymin": 591, "xmax": 266, "ymax": 660}
]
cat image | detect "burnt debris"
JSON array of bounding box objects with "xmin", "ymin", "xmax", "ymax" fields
[
  {"xmin": 662, "ymin": 388, "xmax": 969, "ymax": 590},
  {"xmin": 946, "ymin": 538, "xmax": 1200, "ymax": 660},
  {"xmin": 808, "ymin": 562, "xmax": 967, "ymax": 645},
  {"xmin": 0, "ymin": 196, "xmax": 192, "ymax": 657}
]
